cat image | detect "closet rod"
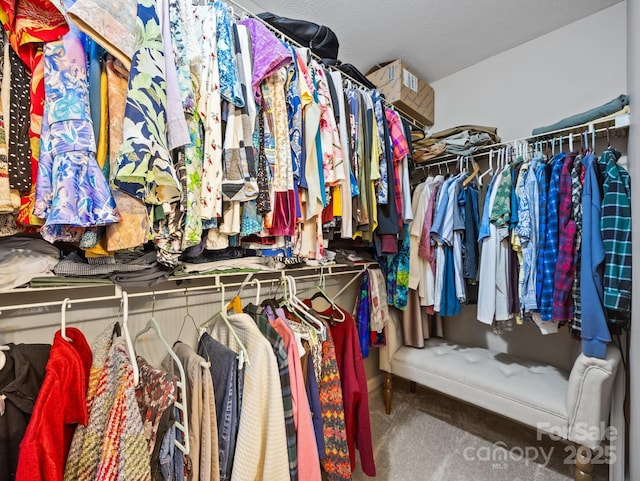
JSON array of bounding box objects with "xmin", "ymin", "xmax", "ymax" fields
[
  {"xmin": 414, "ymin": 115, "xmax": 630, "ymax": 170},
  {"xmin": 0, "ymin": 266, "xmax": 368, "ymax": 315},
  {"xmin": 223, "ymin": 0, "xmax": 427, "ymax": 132}
]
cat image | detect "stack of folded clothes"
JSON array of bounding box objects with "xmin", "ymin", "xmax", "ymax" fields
[
  {"xmin": 53, "ymin": 249, "xmax": 172, "ymax": 288},
  {"xmin": 414, "ymin": 125, "xmax": 501, "ymax": 163},
  {"xmin": 0, "ymin": 236, "xmax": 61, "ymax": 291}
]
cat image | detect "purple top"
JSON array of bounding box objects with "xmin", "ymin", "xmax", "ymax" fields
[{"xmin": 237, "ymin": 18, "xmax": 292, "ymax": 100}]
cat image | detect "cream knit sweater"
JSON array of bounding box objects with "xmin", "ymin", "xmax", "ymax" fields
[{"xmin": 210, "ymin": 313, "xmax": 289, "ymax": 481}]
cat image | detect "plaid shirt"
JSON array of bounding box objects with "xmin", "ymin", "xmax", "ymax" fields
[
  {"xmin": 385, "ymin": 109, "xmax": 409, "ymax": 229},
  {"xmin": 570, "ymin": 155, "xmax": 584, "ymax": 336},
  {"xmin": 553, "ymin": 154, "xmax": 577, "ymax": 321},
  {"xmin": 535, "ymin": 161, "xmax": 549, "ymax": 311},
  {"xmin": 540, "ymin": 154, "xmax": 565, "ymax": 321},
  {"xmin": 600, "ymin": 149, "xmax": 632, "ymax": 324}
]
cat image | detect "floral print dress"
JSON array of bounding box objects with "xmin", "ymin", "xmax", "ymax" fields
[
  {"xmin": 34, "ymin": 4, "xmax": 120, "ymax": 243},
  {"xmin": 113, "ymin": 0, "xmax": 181, "ymax": 206}
]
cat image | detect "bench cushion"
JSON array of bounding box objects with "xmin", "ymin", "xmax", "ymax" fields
[{"xmin": 390, "ymin": 339, "xmax": 570, "ymax": 432}]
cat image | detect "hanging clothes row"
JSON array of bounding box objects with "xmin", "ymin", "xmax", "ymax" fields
[
  {"xmin": 405, "ymin": 142, "xmax": 631, "ymax": 360},
  {"xmin": 0, "ymin": 277, "xmax": 377, "ymax": 481},
  {"xmin": 0, "ymin": 0, "xmax": 415, "ymax": 274}
]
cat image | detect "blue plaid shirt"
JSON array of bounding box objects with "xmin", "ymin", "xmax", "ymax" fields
[
  {"xmin": 535, "ymin": 162, "xmax": 549, "ymax": 308},
  {"xmin": 540, "ymin": 153, "xmax": 566, "ymax": 321}
]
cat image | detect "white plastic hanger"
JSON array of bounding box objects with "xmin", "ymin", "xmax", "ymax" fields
[
  {"xmin": 120, "ymin": 291, "xmax": 140, "ymax": 387},
  {"xmin": 60, "ymin": 298, "xmax": 73, "ymax": 342},
  {"xmin": 251, "ymin": 278, "xmax": 261, "ymax": 305},
  {"xmin": 199, "ymin": 283, "xmax": 249, "ymax": 370},
  {"xmin": 478, "ymin": 149, "xmax": 494, "ymax": 186},
  {"xmin": 286, "ymin": 275, "xmax": 329, "ymax": 340},
  {"xmin": 134, "ymin": 296, "xmax": 190, "ymax": 456}
]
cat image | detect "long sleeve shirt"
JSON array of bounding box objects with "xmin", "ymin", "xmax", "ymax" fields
[
  {"xmin": 580, "ymin": 153, "xmax": 611, "ymax": 359},
  {"xmin": 323, "ymin": 307, "xmax": 376, "ymax": 477},
  {"xmin": 600, "ymin": 148, "xmax": 632, "ymax": 325}
]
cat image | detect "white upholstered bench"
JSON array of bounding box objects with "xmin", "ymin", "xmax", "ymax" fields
[{"xmin": 380, "ymin": 315, "xmax": 621, "ymax": 481}]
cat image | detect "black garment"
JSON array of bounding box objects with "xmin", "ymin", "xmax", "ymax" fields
[
  {"xmin": 375, "ymin": 105, "xmax": 399, "ymax": 236},
  {"xmin": 401, "ymin": 118, "xmax": 415, "ymax": 174},
  {"xmin": 8, "ymin": 48, "xmax": 31, "ymax": 192},
  {"xmin": 0, "ymin": 343, "xmax": 51, "ymax": 481}
]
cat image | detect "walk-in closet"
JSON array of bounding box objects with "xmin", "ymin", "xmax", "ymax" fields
[{"xmin": 0, "ymin": 1, "xmax": 637, "ymax": 481}]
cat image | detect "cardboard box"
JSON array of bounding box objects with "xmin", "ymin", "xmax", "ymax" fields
[{"xmin": 366, "ymin": 59, "xmax": 435, "ymax": 127}]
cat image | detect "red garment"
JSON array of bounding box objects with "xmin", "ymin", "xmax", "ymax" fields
[
  {"xmin": 0, "ymin": 0, "xmax": 67, "ymax": 214},
  {"xmin": 15, "ymin": 328, "xmax": 92, "ymax": 481},
  {"xmin": 0, "ymin": 0, "xmax": 68, "ymax": 68},
  {"xmin": 319, "ymin": 305, "xmax": 376, "ymax": 477}
]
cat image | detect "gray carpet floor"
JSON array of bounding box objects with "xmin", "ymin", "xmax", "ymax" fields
[{"xmin": 351, "ymin": 379, "xmax": 608, "ymax": 481}]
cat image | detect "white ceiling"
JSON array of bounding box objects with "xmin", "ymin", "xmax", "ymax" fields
[{"xmin": 247, "ymin": 0, "xmax": 622, "ymax": 83}]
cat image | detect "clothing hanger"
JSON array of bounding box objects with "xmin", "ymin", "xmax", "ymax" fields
[
  {"xmin": 251, "ymin": 278, "xmax": 261, "ymax": 305},
  {"xmin": 286, "ymin": 275, "xmax": 328, "ymax": 339},
  {"xmin": 279, "ymin": 275, "xmax": 324, "ymax": 339},
  {"xmin": 134, "ymin": 294, "xmax": 191, "ymax": 456},
  {"xmin": 463, "ymin": 156, "xmax": 480, "ymax": 187},
  {"xmin": 226, "ymin": 295, "xmax": 243, "ymax": 315},
  {"xmin": 306, "ymin": 268, "xmax": 346, "ymax": 323},
  {"xmin": 60, "ymin": 298, "xmax": 73, "ymax": 342},
  {"xmin": 120, "ymin": 291, "xmax": 140, "ymax": 387},
  {"xmin": 199, "ymin": 283, "xmax": 249, "ymax": 369},
  {"xmin": 175, "ymin": 289, "xmax": 199, "ymax": 342},
  {"xmin": 478, "ymin": 149, "xmax": 494, "ymax": 186},
  {"xmin": 175, "ymin": 289, "xmax": 210, "ymax": 369}
]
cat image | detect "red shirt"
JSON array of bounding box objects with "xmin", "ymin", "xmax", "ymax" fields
[{"xmin": 15, "ymin": 328, "xmax": 92, "ymax": 481}]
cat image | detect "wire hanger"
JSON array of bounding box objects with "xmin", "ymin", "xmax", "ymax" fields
[
  {"xmin": 199, "ymin": 283, "xmax": 249, "ymax": 370},
  {"xmin": 134, "ymin": 294, "xmax": 190, "ymax": 455},
  {"xmin": 176, "ymin": 289, "xmax": 199, "ymax": 343},
  {"xmin": 307, "ymin": 268, "xmax": 346, "ymax": 322},
  {"xmin": 120, "ymin": 291, "xmax": 140, "ymax": 387},
  {"xmin": 60, "ymin": 298, "xmax": 73, "ymax": 342}
]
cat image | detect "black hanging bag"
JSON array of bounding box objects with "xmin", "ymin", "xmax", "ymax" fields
[{"xmin": 257, "ymin": 12, "xmax": 339, "ymax": 60}]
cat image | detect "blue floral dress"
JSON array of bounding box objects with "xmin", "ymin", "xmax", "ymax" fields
[
  {"xmin": 35, "ymin": 3, "xmax": 120, "ymax": 243},
  {"xmin": 113, "ymin": 0, "xmax": 181, "ymax": 206}
]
